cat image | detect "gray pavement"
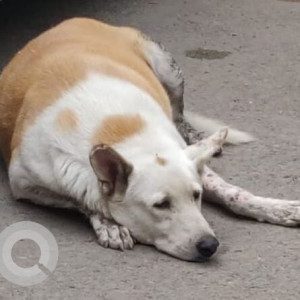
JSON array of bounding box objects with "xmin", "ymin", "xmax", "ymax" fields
[{"xmin": 0, "ymin": 0, "xmax": 299, "ymax": 299}]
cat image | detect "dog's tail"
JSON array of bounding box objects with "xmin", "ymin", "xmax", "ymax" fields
[{"xmin": 184, "ymin": 111, "xmax": 255, "ymax": 145}]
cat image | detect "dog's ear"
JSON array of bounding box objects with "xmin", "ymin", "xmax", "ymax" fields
[
  {"xmin": 89, "ymin": 144, "xmax": 133, "ymax": 196},
  {"xmin": 185, "ymin": 128, "xmax": 228, "ymax": 172}
]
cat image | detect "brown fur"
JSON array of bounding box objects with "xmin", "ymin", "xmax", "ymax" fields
[
  {"xmin": 93, "ymin": 114, "xmax": 146, "ymax": 145},
  {"xmin": 0, "ymin": 18, "xmax": 171, "ymax": 165},
  {"xmin": 55, "ymin": 109, "xmax": 78, "ymax": 132},
  {"xmin": 156, "ymin": 155, "xmax": 167, "ymax": 166}
]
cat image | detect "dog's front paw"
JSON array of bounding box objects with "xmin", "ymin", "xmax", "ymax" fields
[
  {"xmin": 257, "ymin": 199, "xmax": 300, "ymax": 227},
  {"xmin": 90, "ymin": 216, "xmax": 134, "ymax": 250},
  {"xmin": 271, "ymin": 201, "xmax": 300, "ymax": 226}
]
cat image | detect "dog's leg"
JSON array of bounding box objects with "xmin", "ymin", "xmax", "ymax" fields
[
  {"xmin": 9, "ymin": 170, "xmax": 76, "ymax": 208},
  {"xmin": 185, "ymin": 128, "xmax": 227, "ymax": 160},
  {"xmin": 90, "ymin": 214, "xmax": 134, "ymax": 250},
  {"xmin": 141, "ymin": 38, "xmax": 254, "ymax": 146},
  {"xmin": 12, "ymin": 182, "xmax": 135, "ymax": 249},
  {"xmin": 202, "ymin": 166, "xmax": 300, "ymax": 226},
  {"xmin": 141, "ymin": 36, "xmax": 204, "ymax": 144},
  {"xmin": 141, "ymin": 36, "xmax": 184, "ymax": 122},
  {"xmin": 12, "ymin": 180, "xmax": 135, "ymax": 250},
  {"xmin": 9, "ymin": 157, "xmax": 135, "ymax": 250}
]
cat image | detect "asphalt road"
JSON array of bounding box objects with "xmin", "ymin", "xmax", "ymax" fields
[{"xmin": 0, "ymin": 0, "xmax": 299, "ymax": 299}]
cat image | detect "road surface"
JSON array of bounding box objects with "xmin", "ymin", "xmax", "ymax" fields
[{"xmin": 0, "ymin": 0, "xmax": 299, "ymax": 299}]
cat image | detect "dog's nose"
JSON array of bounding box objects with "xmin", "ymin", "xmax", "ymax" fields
[{"xmin": 196, "ymin": 235, "xmax": 219, "ymax": 258}]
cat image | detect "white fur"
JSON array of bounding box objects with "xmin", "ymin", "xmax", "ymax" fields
[
  {"xmin": 143, "ymin": 40, "xmax": 183, "ymax": 98},
  {"xmin": 10, "ymin": 73, "xmax": 176, "ymax": 208},
  {"xmin": 185, "ymin": 111, "xmax": 255, "ymax": 144},
  {"xmin": 9, "ymin": 73, "xmax": 223, "ymax": 260},
  {"xmin": 202, "ymin": 166, "xmax": 300, "ymax": 226},
  {"xmin": 6, "ymin": 21, "xmax": 300, "ymax": 262},
  {"xmin": 9, "ymin": 71, "xmax": 300, "ymax": 261}
]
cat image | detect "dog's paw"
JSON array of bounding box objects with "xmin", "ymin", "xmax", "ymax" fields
[
  {"xmin": 200, "ymin": 127, "xmax": 228, "ymax": 157},
  {"xmin": 211, "ymin": 127, "xmax": 228, "ymax": 148},
  {"xmin": 274, "ymin": 201, "xmax": 300, "ymax": 226},
  {"xmin": 92, "ymin": 217, "xmax": 135, "ymax": 250},
  {"xmin": 260, "ymin": 200, "xmax": 300, "ymax": 227}
]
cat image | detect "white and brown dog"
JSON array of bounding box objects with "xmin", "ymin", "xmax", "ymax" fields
[{"xmin": 0, "ymin": 18, "xmax": 299, "ymax": 261}]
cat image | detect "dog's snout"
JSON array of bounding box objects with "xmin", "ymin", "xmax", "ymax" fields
[{"xmin": 196, "ymin": 235, "xmax": 219, "ymax": 258}]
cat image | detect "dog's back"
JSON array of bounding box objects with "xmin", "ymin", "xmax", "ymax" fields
[
  {"xmin": 0, "ymin": 17, "xmax": 171, "ymax": 165},
  {"xmin": 0, "ymin": 17, "xmax": 185, "ymax": 217}
]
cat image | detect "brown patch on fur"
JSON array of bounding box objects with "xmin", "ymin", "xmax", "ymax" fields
[
  {"xmin": 56, "ymin": 109, "xmax": 78, "ymax": 132},
  {"xmin": 156, "ymin": 155, "xmax": 167, "ymax": 166},
  {"xmin": 0, "ymin": 18, "xmax": 171, "ymax": 165},
  {"xmin": 93, "ymin": 114, "xmax": 145, "ymax": 145}
]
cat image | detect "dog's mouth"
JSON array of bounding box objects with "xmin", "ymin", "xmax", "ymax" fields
[
  {"xmin": 156, "ymin": 247, "xmax": 217, "ymax": 262},
  {"xmin": 152, "ymin": 244, "xmax": 219, "ymax": 262}
]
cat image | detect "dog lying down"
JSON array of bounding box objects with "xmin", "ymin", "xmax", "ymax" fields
[{"xmin": 0, "ymin": 18, "xmax": 299, "ymax": 262}]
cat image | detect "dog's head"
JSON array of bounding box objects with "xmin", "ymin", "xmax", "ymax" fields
[{"xmin": 90, "ymin": 129, "xmax": 227, "ymax": 261}]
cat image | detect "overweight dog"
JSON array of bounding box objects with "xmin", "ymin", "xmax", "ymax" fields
[{"xmin": 0, "ymin": 18, "xmax": 299, "ymax": 261}]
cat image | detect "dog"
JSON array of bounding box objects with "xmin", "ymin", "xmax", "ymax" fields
[{"xmin": 0, "ymin": 18, "xmax": 299, "ymax": 261}]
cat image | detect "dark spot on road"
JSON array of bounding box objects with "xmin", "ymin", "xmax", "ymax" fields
[{"xmin": 185, "ymin": 48, "xmax": 231, "ymax": 60}]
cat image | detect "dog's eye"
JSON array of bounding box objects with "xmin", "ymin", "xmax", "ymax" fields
[
  {"xmin": 193, "ymin": 190, "xmax": 201, "ymax": 200},
  {"xmin": 153, "ymin": 198, "xmax": 171, "ymax": 209}
]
